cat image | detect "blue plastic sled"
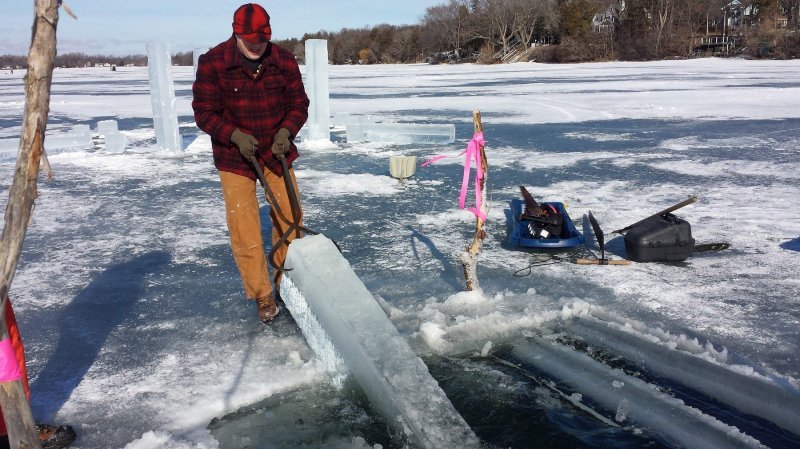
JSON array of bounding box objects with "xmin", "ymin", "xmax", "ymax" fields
[{"xmin": 508, "ymin": 199, "xmax": 585, "ymax": 249}]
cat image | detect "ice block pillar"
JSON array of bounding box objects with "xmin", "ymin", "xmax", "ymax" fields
[
  {"xmin": 193, "ymin": 47, "xmax": 208, "ymax": 76},
  {"xmin": 146, "ymin": 41, "xmax": 182, "ymax": 151},
  {"xmin": 281, "ymin": 235, "xmax": 481, "ymax": 449},
  {"xmin": 304, "ymin": 39, "xmax": 330, "ymax": 141}
]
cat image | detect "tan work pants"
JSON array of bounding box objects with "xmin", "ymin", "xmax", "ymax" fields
[{"xmin": 219, "ymin": 166, "xmax": 302, "ymax": 301}]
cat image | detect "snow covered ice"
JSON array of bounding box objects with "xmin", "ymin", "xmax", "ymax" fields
[{"xmin": 1, "ymin": 58, "xmax": 799, "ymax": 448}]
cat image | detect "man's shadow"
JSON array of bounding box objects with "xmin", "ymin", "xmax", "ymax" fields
[
  {"xmin": 408, "ymin": 226, "xmax": 463, "ymax": 292},
  {"xmin": 30, "ymin": 251, "xmax": 171, "ymax": 420}
]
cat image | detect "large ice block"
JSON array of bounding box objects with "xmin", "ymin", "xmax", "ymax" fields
[
  {"xmin": 304, "ymin": 39, "xmax": 330, "ymax": 141},
  {"xmin": 103, "ymin": 132, "xmax": 127, "ymax": 154},
  {"xmin": 96, "ymin": 120, "xmax": 119, "ymax": 136},
  {"xmin": 44, "ymin": 124, "xmax": 93, "ymax": 154},
  {"xmin": 281, "ymin": 234, "xmax": 481, "ymax": 449},
  {"xmin": 346, "ymin": 122, "xmax": 455, "ymax": 144},
  {"xmin": 96, "ymin": 120, "xmax": 126, "ymax": 153},
  {"xmin": 146, "ymin": 41, "xmax": 182, "ymax": 151}
]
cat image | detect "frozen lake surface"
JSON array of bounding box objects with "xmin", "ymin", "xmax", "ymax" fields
[{"xmin": 1, "ymin": 58, "xmax": 799, "ymax": 448}]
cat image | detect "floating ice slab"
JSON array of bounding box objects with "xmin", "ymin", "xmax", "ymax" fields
[
  {"xmin": 346, "ymin": 122, "xmax": 455, "ymax": 144},
  {"xmin": 569, "ymin": 315, "xmax": 800, "ymax": 434},
  {"xmin": 281, "ymin": 234, "xmax": 481, "ymax": 449},
  {"xmin": 146, "ymin": 41, "xmax": 182, "ymax": 151},
  {"xmin": 304, "ymin": 39, "xmax": 330, "ymax": 141},
  {"xmin": 512, "ymin": 338, "xmax": 768, "ymax": 449}
]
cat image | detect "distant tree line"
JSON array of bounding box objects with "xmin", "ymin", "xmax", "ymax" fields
[
  {"xmin": 2, "ymin": 0, "xmax": 798, "ymax": 69},
  {"xmin": 281, "ymin": 0, "xmax": 800, "ymax": 63},
  {"xmin": 0, "ymin": 50, "xmax": 196, "ymax": 69}
]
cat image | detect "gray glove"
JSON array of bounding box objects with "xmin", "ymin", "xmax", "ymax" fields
[
  {"xmin": 231, "ymin": 128, "xmax": 259, "ymax": 159},
  {"xmin": 271, "ymin": 128, "xmax": 292, "ymax": 156}
]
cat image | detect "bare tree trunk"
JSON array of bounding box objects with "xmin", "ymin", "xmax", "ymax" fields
[
  {"xmin": 0, "ymin": 1, "xmax": 59, "ymax": 447},
  {"xmin": 655, "ymin": 0, "xmax": 676, "ymax": 57},
  {"xmin": 460, "ymin": 110, "xmax": 488, "ymax": 291}
]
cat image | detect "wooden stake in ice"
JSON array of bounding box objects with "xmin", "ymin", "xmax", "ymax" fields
[{"xmin": 460, "ymin": 110, "xmax": 488, "ymax": 291}]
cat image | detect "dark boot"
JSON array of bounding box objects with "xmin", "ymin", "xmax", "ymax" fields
[
  {"xmin": 255, "ymin": 295, "xmax": 279, "ymax": 323},
  {"xmin": 0, "ymin": 424, "xmax": 77, "ymax": 449},
  {"xmin": 38, "ymin": 424, "xmax": 77, "ymax": 449}
]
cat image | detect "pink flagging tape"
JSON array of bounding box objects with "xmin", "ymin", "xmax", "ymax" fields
[
  {"xmin": 458, "ymin": 132, "xmax": 487, "ymax": 221},
  {"xmin": 421, "ymin": 132, "xmax": 488, "ymax": 221},
  {"xmin": 0, "ymin": 338, "xmax": 22, "ymax": 382}
]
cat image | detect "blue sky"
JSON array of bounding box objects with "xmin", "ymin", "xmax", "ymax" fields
[{"xmin": 2, "ymin": 0, "xmax": 444, "ymax": 56}]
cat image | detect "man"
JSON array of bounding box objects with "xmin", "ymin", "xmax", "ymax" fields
[{"xmin": 192, "ymin": 3, "xmax": 309, "ymax": 323}]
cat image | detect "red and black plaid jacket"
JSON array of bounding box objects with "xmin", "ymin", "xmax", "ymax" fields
[{"xmin": 192, "ymin": 37, "xmax": 309, "ymax": 178}]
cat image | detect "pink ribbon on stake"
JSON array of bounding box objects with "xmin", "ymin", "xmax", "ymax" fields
[
  {"xmin": 0, "ymin": 338, "xmax": 22, "ymax": 382},
  {"xmin": 422, "ymin": 132, "xmax": 487, "ymax": 221},
  {"xmin": 460, "ymin": 132, "xmax": 487, "ymax": 221}
]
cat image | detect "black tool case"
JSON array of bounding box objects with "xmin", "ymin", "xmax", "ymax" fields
[{"xmin": 624, "ymin": 213, "xmax": 695, "ymax": 262}]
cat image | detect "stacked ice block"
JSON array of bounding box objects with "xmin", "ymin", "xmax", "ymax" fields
[{"xmin": 96, "ymin": 120, "xmax": 126, "ymax": 153}]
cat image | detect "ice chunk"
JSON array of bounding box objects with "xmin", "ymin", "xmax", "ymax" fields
[
  {"xmin": 2, "ymin": 124, "xmax": 94, "ymax": 160},
  {"xmin": 281, "ymin": 234, "xmax": 481, "ymax": 449},
  {"xmin": 44, "ymin": 124, "xmax": 93, "ymax": 154},
  {"xmin": 96, "ymin": 120, "xmax": 119, "ymax": 136},
  {"xmin": 346, "ymin": 122, "xmax": 455, "ymax": 144},
  {"xmin": 304, "ymin": 39, "xmax": 330, "ymax": 142},
  {"xmin": 95, "ymin": 120, "xmax": 126, "ymax": 153},
  {"xmin": 103, "ymin": 132, "xmax": 127, "ymax": 154},
  {"xmin": 146, "ymin": 41, "xmax": 182, "ymax": 151}
]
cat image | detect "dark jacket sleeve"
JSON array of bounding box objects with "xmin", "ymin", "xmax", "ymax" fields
[{"xmin": 192, "ymin": 53, "xmax": 238, "ymax": 145}]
